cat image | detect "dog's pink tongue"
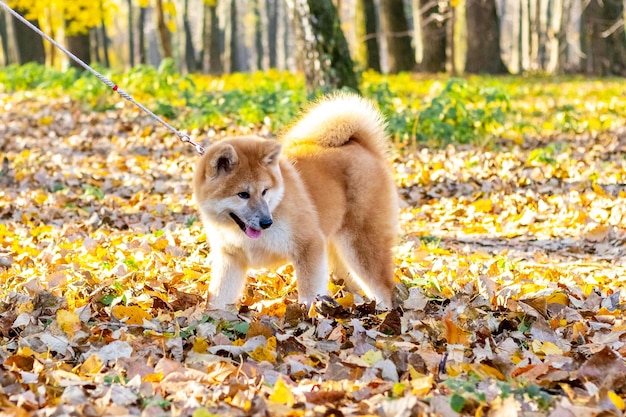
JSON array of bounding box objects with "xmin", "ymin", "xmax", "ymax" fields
[{"xmin": 245, "ymin": 227, "xmax": 262, "ymax": 239}]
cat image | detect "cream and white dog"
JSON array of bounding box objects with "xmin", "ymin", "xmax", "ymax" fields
[{"xmin": 193, "ymin": 93, "xmax": 398, "ymax": 310}]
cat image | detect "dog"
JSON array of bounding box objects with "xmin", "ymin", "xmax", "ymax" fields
[{"xmin": 193, "ymin": 93, "xmax": 399, "ymax": 310}]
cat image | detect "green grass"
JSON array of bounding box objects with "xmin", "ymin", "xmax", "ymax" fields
[{"xmin": 1, "ymin": 62, "xmax": 624, "ymax": 147}]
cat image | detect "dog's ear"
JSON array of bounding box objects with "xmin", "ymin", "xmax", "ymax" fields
[
  {"xmin": 262, "ymin": 140, "xmax": 282, "ymax": 165},
  {"xmin": 209, "ymin": 144, "xmax": 238, "ymax": 175}
]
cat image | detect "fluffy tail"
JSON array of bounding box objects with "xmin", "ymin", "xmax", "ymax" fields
[{"xmin": 281, "ymin": 93, "xmax": 389, "ymax": 155}]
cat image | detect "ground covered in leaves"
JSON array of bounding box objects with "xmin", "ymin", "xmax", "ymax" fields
[{"xmin": 1, "ymin": 82, "xmax": 626, "ymax": 416}]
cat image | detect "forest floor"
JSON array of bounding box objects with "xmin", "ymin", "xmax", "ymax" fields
[{"xmin": 1, "ymin": 93, "xmax": 626, "ymax": 416}]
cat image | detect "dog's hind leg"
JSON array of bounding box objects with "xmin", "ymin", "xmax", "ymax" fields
[
  {"xmin": 328, "ymin": 243, "xmax": 362, "ymax": 294},
  {"xmin": 332, "ymin": 230, "xmax": 396, "ymax": 309}
]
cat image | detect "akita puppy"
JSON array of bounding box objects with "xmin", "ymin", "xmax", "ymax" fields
[{"xmin": 193, "ymin": 93, "xmax": 398, "ymax": 310}]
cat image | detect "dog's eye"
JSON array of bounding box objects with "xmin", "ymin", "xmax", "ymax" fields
[
  {"xmin": 237, "ymin": 192, "xmax": 250, "ymax": 199},
  {"xmin": 262, "ymin": 189, "xmax": 268, "ymax": 196}
]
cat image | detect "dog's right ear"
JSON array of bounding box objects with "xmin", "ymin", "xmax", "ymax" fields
[{"xmin": 209, "ymin": 144, "xmax": 239, "ymax": 176}]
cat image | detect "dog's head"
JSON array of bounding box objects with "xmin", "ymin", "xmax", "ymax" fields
[{"xmin": 193, "ymin": 136, "xmax": 284, "ymax": 239}]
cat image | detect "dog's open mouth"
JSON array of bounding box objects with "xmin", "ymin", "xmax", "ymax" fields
[{"xmin": 229, "ymin": 213, "xmax": 262, "ymax": 239}]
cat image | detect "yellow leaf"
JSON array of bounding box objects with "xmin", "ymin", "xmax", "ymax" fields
[
  {"xmin": 597, "ymin": 307, "xmax": 621, "ymax": 316},
  {"xmin": 392, "ymin": 382, "xmax": 407, "ymax": 397},
  {"xmin": 410, "ymin": 374, "xmax": 433, "ymax": 396},
  {"xmin": 192, "ymin": 408, "xmax": 219, "ymax": 417},
  {"xmin": 17, "ymin": 346, "xmax": 37, "ymax": 358},
  {"xmin": 268, "ymin": 377, "xmax": 294, "ymax": 406},
  {"xmin": 608, "ymin": 391, "xmax": 625, "ymax": 411},
  {"xmin": 34, "ymin": 191, "xmax": 48, "ymax": 205},
  {"xmin": 408, "ymin": 364, "xmax": 424, "ymax": 380},
  {"xmin": 39, "ymin": 116, "xmax": 53, "ymax": 126},
  {"xmin": 184, "ymin": 268, "xmax": 203, "ymax": 280},
  {"xmin": 249, "ymin": 345, "xmax": 276, "ymax": 363},
  {"xmin": 361, "ymin": 349, "xmax": 383, "ymax": 366},
  {"xmin": 18, "ymin": 301, "xmax": 34, "ymax": 314},
  {"xmin": 546, "ymin": 292, "xmax": 569, "ymax": 306},
  {"xmin": 592, "ymin": 182, "xmax": 606, "ymax": 197},
  {"xmin": 111, "ymin": 305, "xmax": 152, "ymax": 325},
  {"xmin": 531, "ymin": 340, "xmax": 563, "ymax": 356},
  {"xmin": 151, "ymin": 237, "xmax": 168, "ymax": 251},
  {"xmin": 138, "ymin": 0, "xmax": 150, "ymax": 6},
  {"xmin": 57, "ymin": 309, "xmax": 81, "ymax": 338},
  {"xmin": 478, "ymin": 363, "xmax": 505, "ymax": 380},
  {"xmin": 471, "ymin": 198, "xmax": 493, "ymax": 214},
  {"xmin": 77, "ymin": 354, "xmax": 103, "ymax": 376},
  {"xmin": 267, "ymin": 336, "xmax": 276, "ymax": 351},
  {"xmin": 335, "ymin": 292, "xmax": 354, "ymax": 308},
  {"xmin": 193, "ymin": 337, "xmax": 209, "ymax": 353},
  {"xmin": 143, "ymin": 373, "xmax": 164, "ymax": 383}
]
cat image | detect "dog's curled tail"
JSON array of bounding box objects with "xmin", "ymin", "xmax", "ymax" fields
[{"xmin": 282, "ymin": 93, "xmax": 388, "ymax": 155}]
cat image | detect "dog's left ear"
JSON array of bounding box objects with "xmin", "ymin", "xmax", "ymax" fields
[{"xmin": 262, "ymin": 140, "xmax": 282, "ymax": 165}]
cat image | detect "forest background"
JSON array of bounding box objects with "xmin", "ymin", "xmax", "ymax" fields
[{"xmin": 2, "ymin": 0, "xmax": 626, "ymax": 79}]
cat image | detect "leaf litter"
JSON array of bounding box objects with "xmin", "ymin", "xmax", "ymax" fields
[{"xmin": 1, "ymin": 94, "xmax": 626, "ymax": 416}]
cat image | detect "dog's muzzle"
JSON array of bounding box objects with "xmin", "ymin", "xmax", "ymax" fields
[{"xmin": 259, "ymin": 218, "xmax": 273, "ymax": 229}]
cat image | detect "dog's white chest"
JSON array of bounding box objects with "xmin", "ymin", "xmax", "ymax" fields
[
  {"xmin": 244, "ymin": 222, "xmax": 293, "ymax": 267},
  {"xmin": 209, "ymin": 221, "xmax": 293, "ymax": 268}
]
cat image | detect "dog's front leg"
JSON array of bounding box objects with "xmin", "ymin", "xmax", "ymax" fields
[
  {"xmin": 207, "ymin": 251, "xmax": 247, "ymax": 310},
  {"xmin": 293, "ymin": 237, "xmax": 329, "ymax": 307}
]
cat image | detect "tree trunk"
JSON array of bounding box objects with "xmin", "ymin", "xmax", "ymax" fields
[
  {"xmin": 183, "ymin": 0, "xmax": 197, "ymax": 72},
  {"xmin": 558, "ymin": 0, "xmax": 574, "ymax": 72},
  {"xmin": 419, "ymin": 0, "xmax": 447, "ymax": 72},
  {"xmin": 202, "ymin": 2, "xmax": 222, "ymax": 74},
  {"xmin": 286, "ymin": 0, "xmax": 359, "ymax": 94},
  {"xmin": 0, "ymin": 9, "xmax": 10, "ymax": 65},
  {"xmin": 255, "ymin": 0, "xmax": 264, "ymax": 70},
  {"xmin": 226, "ymin": 0, "xmax": 240, "ymax": 72},
  {"xmin": 379, "ymin": 0, "xmax": 415, "ymax": 73},
  {"xmin": 465, "ymin": 0, "xmax": 508, "ymax": 74},
  {"xmin": 92, "ymin": 27, "xmax": 101, "ymax": 64},
  {"xmin": 520, "ymin": 0, "xmax": 530, "ymax": 71},
  {"xmin": 155, "ymin": 0, "xmax": 173, "ymax": 59},
  {"xmin": 277, "ymin": 0, "xmax": 289, "ymax": 70},
  {"xmin": 127, "ymin": 0, "xmax": 135, "ymax": 67},
  {"xmin": 66, "ymin": 29, "xmax": 91, "ymax": 68},
  {"xmin": 581, "ymin": 0, "xmax": 626, "ymax": 76},
  {"xmin": 100, "ymin": 6, "xmax": 110, "ymax": 67},
  {"xmin": 138, "ymin": 5, "xmax": 147, "ymax": 64},
  {"xmin": 266, "ymin": 0, "xmax": 277, "ymax": 68},
  {"xmin": 446, "ymin": 3, "xmax": 456, "ymax": 74},
  {"xmin": 358, "ymin": 0, "xmax": 380, "ymax": 71},
  {"xmin": 537, "ymin": 0, "xmax": 548, "ymax": 69},
  {"xmin": 545, "ymin": 0, "xmax": 562, "ymax": 73},
  {"xmin": 13, "ymin": 8, "xmax": 46, "ymax": 64},
  {"xmin": 530, "ymin": 0, "xmax": 539, "ymax": 70}
]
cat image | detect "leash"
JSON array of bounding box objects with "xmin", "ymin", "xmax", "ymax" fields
[{"xmin": 0, "ymin": 1, "xmax": 205, "ymax": 155}]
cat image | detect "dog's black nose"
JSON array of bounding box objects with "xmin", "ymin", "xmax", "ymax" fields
[{"xmin": 259, "ymin": 218, "xmax": 273, "ymax": 229}]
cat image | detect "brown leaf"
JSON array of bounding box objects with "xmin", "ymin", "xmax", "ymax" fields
[
  {"xmin": 166, "ymin": 285, "xmax": 204, "ymax": 311},
  {"xmin": 247, "ymin": 321, "xmax": 273, "ymax": 339},
  {"xmin": 577, "ymin": 346, "xmax": 626, "ymax": 390},
  {"xmin": 303, "ymin": 390, "xmax": 345, "ymax": 405},
  {"xmin": 443, "ymin": 312, "xmax": 469, "ymax": 346},
  {"xmin": 378, "ymin": 309, "xmax": 402, "ymax": 336}
]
